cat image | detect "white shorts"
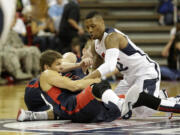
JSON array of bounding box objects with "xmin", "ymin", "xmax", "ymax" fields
[{"xmin": 114, "ymin": 74, "xmax": 161, "ymax": 117}]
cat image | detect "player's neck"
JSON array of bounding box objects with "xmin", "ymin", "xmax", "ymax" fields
[{"xmin": 98, "ymin": 33, "xmax": 104, "ymax": 41}]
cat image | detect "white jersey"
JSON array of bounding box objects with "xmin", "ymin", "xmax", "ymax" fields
[{"xmin": 94, "ymin": 28, "xmax": 160, "ymax": 84}]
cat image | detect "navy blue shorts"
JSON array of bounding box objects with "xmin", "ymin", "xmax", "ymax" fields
[{"xmin": 44, "ymin": 85, "xmax": 121, "ymax": 123}]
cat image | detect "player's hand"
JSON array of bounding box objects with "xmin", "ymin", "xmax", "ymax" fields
[
  {"xmin": 81, "ymin": 57, "xmax": 93, "ymax": 67},
  {"xmin": 80, "ymin": 58, "xmax": 93, "ymax": 74}
]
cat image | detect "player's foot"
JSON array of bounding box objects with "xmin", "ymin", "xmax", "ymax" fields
[
  {"xmin": 17, "ymin": 109, "xmax": 34, "ymax": 122},
  {"xmin": 121, "ymin": 84, "xmax": 140, "ymax": 119},
  {"xmin": 159, "ymin": 89, "xmax": 168, "ymax": 99},
  {"xmin": 168, "ymin": 95, "xmax": 180, "ymax": 104},
  {"xmin": 159, "ymin": 89, "xmax": 173, "ymax": 119}
]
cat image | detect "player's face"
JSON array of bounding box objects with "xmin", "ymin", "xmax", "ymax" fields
[
  {"xmin": 50, "ymin": 58, "xmax": 63, "ymax": 73},
  {"xmin": 85, "ymin": 17, "xmax": 105, "ymax": 40}
]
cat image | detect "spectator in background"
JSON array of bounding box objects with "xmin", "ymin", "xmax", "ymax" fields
[
  {"xmin": 30, "ymin": 13, "xmax": 55, "ymax": 52},
  {"xmin": 13, "ymin": 12, "xmax": 27, "ymax": 43},
  {"xmin": 21, "ymin": 0, "xmax": 31, "ymax": 14},
  {"xmin": 48, "ymin": 0, "xmax": 68, "ymax": 32},
  {"xmin": 2, "ymin": 17, "xmax": 41, "ymax": 79},
  {"xmin": 0, "ymin": 51, "xmax": 8, "ymax": 85},
  {"xmin": 162, "ymin": 22, "xmax": 180, "ymax": 57},
  {"xmin": 58, "ymin": 0, "xmax": 84, "ymax": 53},
  {"xmin": 157, "ymin": 0, "xmax": 174, "ymax": 25},
  {"xmin": 71, "ymin": 37, "xmax": 82, "ymax": 58},
  {"xmin": 161, "ymin": 31, "xmax": 180, "ymax": 80}
]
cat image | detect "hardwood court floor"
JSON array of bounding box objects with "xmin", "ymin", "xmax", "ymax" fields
[{"xmin": 0, "ymin": 81, "xmax": 180, "ymax": 135}]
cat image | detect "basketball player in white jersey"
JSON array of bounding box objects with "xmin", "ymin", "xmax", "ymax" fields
[{"xmin": 83, "ymin": 11, "xmax": 180, "ymax": 118}]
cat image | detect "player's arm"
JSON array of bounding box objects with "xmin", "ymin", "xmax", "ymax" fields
[
  {"xmin": 91, "ymin": 42, "xmax": 104, "ymax": 70},
  {"xmin": 61, "ymin": 58, "xmax": 93, "ymax": 73},
  {"xmin": 83, "ymin": 42, "xmax": 104, "ymax": 79},
  {"xmin": 61, "ymin": 62, "xmax": 81, "ymax": 73},
  {"xmin": 40, "ymin": 70, "xmax": 100, "ymax": 92},
  {"xmin": 82, "ymin": 40, "xmax": 103, "ymax": 74},
  {"xmin": 84, "ymin": 32, "xmax": 127, "ymax": 79}
]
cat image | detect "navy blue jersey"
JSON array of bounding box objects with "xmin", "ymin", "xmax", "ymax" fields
[
  {"xmin": 25, "ymin": 79, "xmax": 121, "ymax": 123},
  {"xmin": 25, "ymin": 67, "xmax": 84, "ymax": 111}
]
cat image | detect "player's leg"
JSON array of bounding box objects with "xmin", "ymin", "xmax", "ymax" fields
[
  {"xmin": 130, "ymin": 88, "xmax": 180, "ymax": 114},
  {"xmin": 73, "ymin": 80, "xmax": 123, "ymax": 122},
  {"xmin": 91, "ymin": 80, "xmax": 140, "ymax": 119},
  {"xmin": 17, "ymin": 94, "xmax": 54, "ymax": 122}
]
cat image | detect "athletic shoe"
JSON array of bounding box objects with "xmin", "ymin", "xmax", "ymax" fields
[
  {"xmin": 159, "ymin": 89, "xmax": 173, "ymax": 119},
  {"xmin": 159, "ymin": 89, "xmax": 168, "ymax": 99},
  {"xmin": 121, "ymin": 84, "xmax": 140, "ymax": 119},
  {"xmin": 17, "ymin": 109, "xmax": 34, "ymax": 122},
  {"xmin": 168, "ymin": 95, "xmax": 180, "ymax": 104}
]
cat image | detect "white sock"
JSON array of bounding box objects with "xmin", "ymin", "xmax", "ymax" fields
[
  {"xmin": 33, "ymin": 111, "xmax": 48, "ymax": 120},
  {"xmin": 102, "ymin": 89, "xmax": 124, "ymax": 111}
]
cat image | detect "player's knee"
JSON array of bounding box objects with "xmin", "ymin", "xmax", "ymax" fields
[{"xmin": 92, "ymin": 80, "xmax": 111, "ymax": 99}]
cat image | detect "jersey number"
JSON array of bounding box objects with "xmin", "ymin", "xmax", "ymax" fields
[{"xmin": 116, "ymin": 62, "xmax": 128, "ymax": 72}]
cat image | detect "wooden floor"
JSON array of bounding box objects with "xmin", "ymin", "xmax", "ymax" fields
[{"xmin": 0, "ymin": 81, "xmax": 180, "ymax": 135}]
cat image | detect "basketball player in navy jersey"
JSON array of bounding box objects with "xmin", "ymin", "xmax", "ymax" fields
[
  {"xmin": 24, "ymin": 52, "xmax": 93, "ymax": 112},
  {"xmin": 83, "ymin": 11, "xmax": 180, "ymax": 117},
  {"xmin": 18, "ymin": 50, "xmax": 138, "ymax": 122}
]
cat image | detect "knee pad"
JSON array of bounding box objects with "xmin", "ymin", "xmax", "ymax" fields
[{"xmin": 92, "ymin": 80, "xmax": 111, "ymax": 99}]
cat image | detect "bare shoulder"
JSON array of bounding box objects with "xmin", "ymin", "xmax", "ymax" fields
[
  {"xmin": 41, "ymin": 70, "xmax": 60, "ymax": 78},
  {"xmin": 106, "ymin": 32, "xmax": 123, "ymax": 41},
  {"xmin": 40, "ymin": 70, "xmax": 59, "ymax": 91},
  {"xmin": 105, "ymin": 32, "xmax": 127, "ymax": 49}
]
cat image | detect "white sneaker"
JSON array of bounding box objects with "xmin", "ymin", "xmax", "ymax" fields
[
  {"xmin": 168, "ymin": 95, "xmax": 180, "ymax": 104},
  {"xmin": 121, "ymin": 84, "xmax": 140, "ymax": 119},
  {"xmin": 17, "ymin": 109, "xmax": 34, "ymax": 122},
  {"xmin": 159, "ymin": 89, "xmax": 168, "ymax": 99},
  {"xmin": 159, "ymin": 89, "xmax": 173, "ymax": 119}
]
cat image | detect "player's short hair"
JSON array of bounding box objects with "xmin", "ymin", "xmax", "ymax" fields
[
  {"xmin": 40, "ymin": 50, "xmax": 62, "ymax": 71},
  {"xmin": 85, "ymin": 11, "xmax": 101, "ymax": 19}
]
